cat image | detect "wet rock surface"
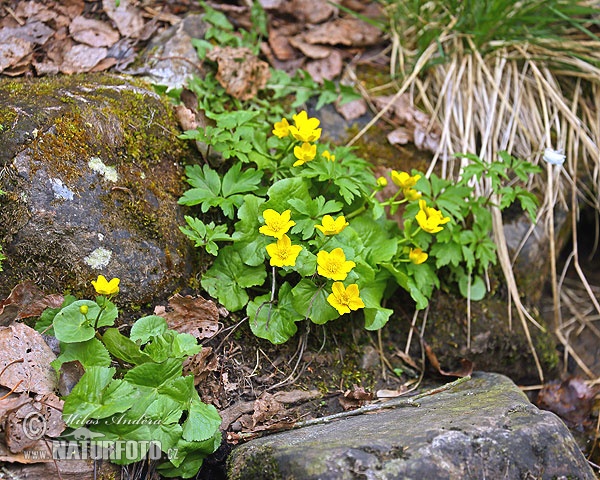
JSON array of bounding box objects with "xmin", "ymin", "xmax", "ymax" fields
[
  {"xmin": 227, "ymin": 372, "xmax": 595, "ymax": 480},
  {"xmin": 0, "ymin": 74, "xmax": 197, "ymax": 304}
]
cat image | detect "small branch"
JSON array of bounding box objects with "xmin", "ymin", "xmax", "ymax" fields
[{"xmin": 236, "ymin": 376, "xmax": 471, "ymax": 439}]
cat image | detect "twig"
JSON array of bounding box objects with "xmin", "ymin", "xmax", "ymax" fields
[{"xmin": 238, "ymin": 376, "xmax": 471, "ymax": 439}]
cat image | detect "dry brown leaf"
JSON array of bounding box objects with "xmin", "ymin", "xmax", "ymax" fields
[
  {"xmin": 339, "ymin": 384, "xmax": 373, "ymax": 410},
  {"xmin": 60, "ymin": 44, "xmax": 108, "ymax": 74},
  {"xmin": 6, "ymin": 402, "xmax": 49, "ymax": 453},
  {"xmin": 287, "ymin": 0, "xmax": 337, "ymax": 24},
  {"xmin": 304, "ymin": 18, "xmax": 382, "ymax": 47},
  {"xmin": 0, "ymin": 38, "xmax": 33, "ymax": 73},
  {"xmin": 154, "ymin": 294, "xmax": 219, "ymax": 340},
  {"xmin": 536, "ymin": 377, "xmax": 599, "ymax": 428},
  {"xmin": 102, "ymin": 0, "xmax": 145, "ymax": 38},
  {"xmin": 57, "ymin": 361, "xmax": 85, "ymax": 397},
  {"xmin": 424, "ymin": 340, "xmax": 474, "ymax": 378},
  {"xmin": 305, "ymin": 49, "xmax": 342, "ymax": 83},
  {"xmin": 54, "ymin": 0, "xmax": 85, "ymax": 20},
  {"xmin": 251, "ymin": 392, "xmax": 285, "ymax": 427},
  {"xmin": 15, "ymin": 2, "xmax": 56, "ymax": 23},
  {"xmin": 271, "ymin": 389, "xmax": 321, "ymax": 404},
  {"xmin": 69, "ymin": 16, "xmax": 120, "ymax": 48},
  {"xmin": 0, "ymin": 323, "xmax": 58, "ymax": 394},
  {"xmin": 387, "ymin": 127, "xmax": 412, "ymax": 146},
  {"xmin": 373, "ymin": 94, "xmax": 441, "ymax": 153},
  {"xmin": 268, "ymin": 26, "xmax": 300, "ymax": 61},
  {"xmin": 183, "ymin": 346, "xmax": 218, "ymax": 385},
  {"xmin": 0, "ymin": 281, "xmax": 63, "ymax": 326},
  {"xmin": 207, "ymin": 46, "xmax": 271, "ymax": 101},
  {"xmin": 336, "ymin": 98, "xmax": 367, "ymax": 121},
  {"xmin": 289, "ymin": 36, "xmax": 331, "ymax": 59}
]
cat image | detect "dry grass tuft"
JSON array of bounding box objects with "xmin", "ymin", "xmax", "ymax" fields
[{"xmin": 355, "ymin": 1, "xmax": 600, "ymax": 382}]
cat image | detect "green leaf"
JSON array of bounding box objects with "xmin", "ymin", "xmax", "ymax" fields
[
  {"xmin": 158, "ymin": 375, "xmax": 196, "ymax": 404},
  {"xmin": 95, "ymin": 297, "xmax": 118, "ymax": 327},
  {"xmin": 130, "ymin": 315, "xmax": 168, "ymax": 344},
  {"xmin": 35, "ymin": 294, "xmax": 77, "ymax": 335},
  {"xmin": 201, "ymin": 246, "xmax": 267, "ymax": 311},
  {"xmin": 63, "ymin": 367, "xmax": 137, "ymax": 427},
  {"xmin": 291, "ymin": 279, "xmax": 338, "ymax": 325},
  {"xmin": 364, "ymin": 307, "xmax": 393, "ymax": 330},
  {"xmin": 53, "ymin": 300, "xmax": 98, "ymax": 343},
  {"xmin": 430, "ymin": 240, "xmax": 463, "ymax": 268},
  {"xmin": 124, "ymin": 358, "xmax": 183, "ymax": 388},
  {"xmin": 102, "ymin": 328, "xmax": 154, "ymax": 365},
  {"xmin": 263, "ymin": 177, "xmax": 310, "ymax": 212},
  {"xmin": 181, "ymin": 399, "xmax": 222, "ymax": 443},
  {"xmin": 458, "ymin": 274, "xmax": 487, "ymax": 301},
  {"xmin": 178, "ymin": 164, "xmax": 222, "ymax": 210},
  {"xmin": 51, "ymin": 338, "xmax": 111, "ymax": 372},
  {"xmin": 247, "ymin": 283, "xmax": 302, "ymax": 344},
  {"xmin": 221, "ymin": 162, "xmax": 262, "ymax": 197},
  {"xmin": 144, "ymin": 331, "xmax": 201, "ymax": 362},
  {"xmin": 348, "ymin": 216, "xmax": 397, "ymax": 264}
]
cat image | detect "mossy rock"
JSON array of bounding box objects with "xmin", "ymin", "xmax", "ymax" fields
[{"xmin": 0, "ymin": 74, "xmax": 199, "ymax": 305}]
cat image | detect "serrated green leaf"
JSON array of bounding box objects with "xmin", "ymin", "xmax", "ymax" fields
[
  {"xmin": 221, "ymin": 162, "xmax": 262, "ymax": 197},
  {"xmin": 430, "ymin": 240, "xmax": 462, "ymax": 268},
  {"xmin": 182, "ymin": 399, "xmax": 221, "ymax": 442}
]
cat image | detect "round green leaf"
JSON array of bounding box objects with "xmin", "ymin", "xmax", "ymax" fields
[
  {"xmin": 53, "ymin": 300, "xmax": 97, "ymax": 343},
  {"xmin": 459, "ymin": 275, "xmax": 487, "ymax": 301},
  {"xmin": 130, "ymin": 315, "xmax": 168, "ymax": 344}
]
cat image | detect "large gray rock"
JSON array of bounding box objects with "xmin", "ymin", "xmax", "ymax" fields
[
  {"xmin": 227, "ymin": 372, "xmax": 595, "ymax": 480},
  {"xmin": 0, "ymin": 74, "xmax": 197, "ymax": 304}
]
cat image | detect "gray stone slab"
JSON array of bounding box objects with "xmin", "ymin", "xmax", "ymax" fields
[{"xmin": 228, "ymin": 372, "xmax": 595, "ymax": 480}]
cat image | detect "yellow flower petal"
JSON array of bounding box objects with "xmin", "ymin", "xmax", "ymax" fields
[
  {"xmin": 415, "ymin": 201, "xmax": 450, "ymax": 234},
  {"xmin": 315, "ymin": 215, "xmax": 349, "ymax": 235},
  {"xmin": 327, "ymin": 282, "xmax": 364, "ymax": 315},
  {"xmin": 409, "ymin": 248, "xmax": 428, "ymax": 265},
  {"xmin": 91, "ymin": 275, "xmax": 120, "ymax": 295},
  {"xmin": 260, "ymin": 209, "xmax": 296, "ymax": 238},
  {"xmin": 265, "ymin": 234, "xmax": 302, "ymax": 267},
  {"xmin": 317, "ymin": 248, "xmax": 355, "ymax": 281},
  {"xmin": 293, "ymin": 142, "xmax": 317, "ymax": 166},
  {"xmin": 272, "ymin": 118, "xmax": 290, "ymax": 138},
  {"xmin": 391, "ymin": 171, "xmax": 421, "ymax": 189}
]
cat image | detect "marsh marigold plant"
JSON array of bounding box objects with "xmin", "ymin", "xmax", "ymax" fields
[{"xmin": 179, "ymin": 103, "xmax": 539, "ymax": 345}]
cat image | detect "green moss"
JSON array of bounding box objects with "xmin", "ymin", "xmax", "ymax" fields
[{"xmin": 228, "ymin": 446, "xmax": 283, "ymax": 480}]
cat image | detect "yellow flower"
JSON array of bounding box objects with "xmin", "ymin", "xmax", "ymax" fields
[
  {"xmin": 92, "ymin": 275, "xmax": 120, "ymax": 295},
  {"xmin": 259, "ymin": 209, "xmax": 295, "ymax": 239},
  {"xmin": 403, "ymin": 188, "xmax": 421, "ymax": 201},
  {"xmin": 272, "ymin": 118, "xmax": 290, "ymax": 138},
  {"xmin": 376, "ymin": 176, "xmax": 388, "ymax": 187},
  {"xmin": 391, "ymin": 170, "xmax": 421, "ymax": 189},
  {"xmin": 415, "ymin": 200, "xmax": 450, "ymax": 234},
  {"xmin": 289, "ymin": 110, "xmax": 322, "ymax": 143},
  {"xmin": 327, "ymin": 282, "xmax": 365, "ymax": 315},
  {"xmin": 409, "ymin": 248, "xmax": 428, "ymax": 265},
  {"xmin": 265, "ymin": 234, "xmax": 302, "ymax": 268},
  {"xmin": 317, "ymin": 248, "xmax": 355, "ymax": 281},
  {"xmin": 315, "ymin": 215, "xmax": 349, "ymax": 235},
  {"xmin": 293, "ymin": 142, "xmax": 317, "ymax": 166},
  {"xmin": 322, "ymin": 150, "xmax": 335, "ymax": 162}
]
